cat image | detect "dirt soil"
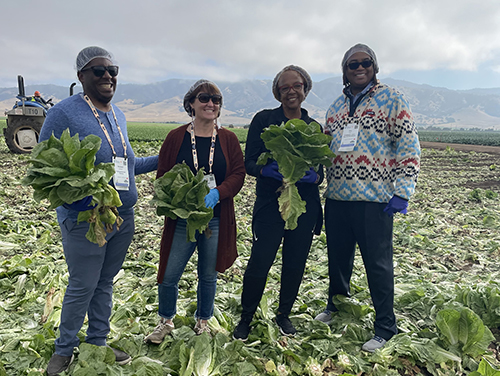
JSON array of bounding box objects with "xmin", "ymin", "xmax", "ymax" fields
[
  {"xmin": 420, "ymin": 141, "xmax": 500, "ymax": 190},
  {"xmin": 420, "ymin": 142, "xmax": 500, "ymax": 155}
]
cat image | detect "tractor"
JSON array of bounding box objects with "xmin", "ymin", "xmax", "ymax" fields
[{"xmin": 3, "ymin": 75, "xmax": 77, "ymax": 154}]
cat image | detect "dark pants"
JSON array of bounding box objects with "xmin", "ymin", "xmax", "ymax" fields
[
  {"xmin": 324, "ymin": 199, "xmax": 397, "ymax": 340},
  {"xmin": 240, "ymin": 197, "xmax": 319, "ymax": 320}
]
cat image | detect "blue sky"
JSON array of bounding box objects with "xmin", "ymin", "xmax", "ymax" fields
[{"xmin": 1, "ymin": 0, "xmax": 499, "ymax": 91}]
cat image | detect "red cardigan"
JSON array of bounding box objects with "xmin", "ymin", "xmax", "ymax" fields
[{"xmin": 156, "ymin": 123, "xmax": 245, "ymax": 283}]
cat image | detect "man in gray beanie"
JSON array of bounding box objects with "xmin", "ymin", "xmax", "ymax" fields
[
  {"xmin": 233, "ymin": 65, "xmax": 324, "ymax": 341},
  {"xmin": 75, "ymin": 46, "xmax": 116, "ymax": 72},
  {"xmin": 315, "ymin": 43, "xmax": 421, "ymax": 353},
  {"xmin": 43, "ymin": 46, "xmax": 158, "ymax": 375}
]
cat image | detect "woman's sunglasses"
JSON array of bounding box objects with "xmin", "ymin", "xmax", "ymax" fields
[
  {"xmin": 347, "ymin": 60, "xmax": 373, "ymax": 70},
  {"xmin": 196, "ymin": 93, "xmax": 222, "ymax": 105},
  {"xmin": 81, "ymin": 65, "xmax": 119, "ymax": 77}
]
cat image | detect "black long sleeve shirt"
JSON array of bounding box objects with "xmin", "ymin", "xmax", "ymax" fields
[{"xmin": 244, "ymin": 105, "xmax": 325, "ymax": 201}]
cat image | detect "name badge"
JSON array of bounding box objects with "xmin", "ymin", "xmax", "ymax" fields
[
  {"xmin": 203, "ymin": 173, "xmax": 217, "ymax": 189},
  {"xmin": 113, "ymin": 156, "xmax": 129, "ymax": 191},
  {"xmin": 338, "ymin": 122, "xmax": 360, "ymax": 152}
]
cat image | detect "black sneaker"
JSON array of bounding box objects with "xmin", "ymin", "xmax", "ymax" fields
[
  {"xmin": 275, "ymin": 314, "xmax": 296, "ymax": 336},
  {"xmin": 46, "ymin": 353, "xmax": 74, "ymax": 376},
  {"xmin": 107, "ymin": 345, "xmax": 131, "ymax": 365},
  {"xmin": 233, "ymin": 318, "xmax": 251, "ymax": 341}
]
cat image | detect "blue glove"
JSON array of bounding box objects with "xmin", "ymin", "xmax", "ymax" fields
[
  {"xmin": 383, "ymin": 195, "xmax": 408, "ymax": 216},
  {"xmin": 298, "ymin": 168, "xmax": 318, "ymax": 184},
  {"xmin": 204, "ymin": 188, "xmax": 220, "ymax": 209},
  {"xmin": 261, "ymin": 161, "xmax": 283, "ymax": 181},
  {"xmin": 63, "ymin": 196, "xmax": 95, "ymax": 211}
]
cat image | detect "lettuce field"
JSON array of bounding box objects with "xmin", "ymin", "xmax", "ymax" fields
[{"xmin": 1, "ymin": 132, "xmax": 500, "ymax": 375}]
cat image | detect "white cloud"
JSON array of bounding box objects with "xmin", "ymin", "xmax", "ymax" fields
[{"xmin": 1, "ymin": 0, "xmax": 500, "ymax": 89}]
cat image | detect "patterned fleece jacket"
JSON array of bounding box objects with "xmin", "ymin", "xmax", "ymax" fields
[{"xmin": 324, "ymin": 82, "xmax": 421, "ymax": 203}]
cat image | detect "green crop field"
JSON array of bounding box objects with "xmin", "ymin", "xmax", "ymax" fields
[
  {"xmin": 126, "ymin": 123, "xmax": 500, "ymax": 146},
  {"xmin": 3, "ymin": 118, "xmax": 500, "ymax": 147},
  {"xmin": 1, "ymin": 135, "xmax": 500, "ymax": 375},
  {"xmin": 417, "ymin": 130, "xmax": 500, "ymax": 147},
  {"xmin": 127, "ymin": 122, "xmax": 181, "ymax": 141},
  {"xmin": 127, "ymin": 122, "xmax": 249, "ymax": 144}
]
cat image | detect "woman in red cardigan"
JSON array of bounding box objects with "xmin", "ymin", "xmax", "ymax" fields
[{"xmin": 145, "ymin": 80, "xmax": 245, "ymax": 343}]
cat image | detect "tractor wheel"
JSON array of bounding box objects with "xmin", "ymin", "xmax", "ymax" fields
[{"xmin": 4, "ymin": 117, "xmax": 44, "ymax": 154}]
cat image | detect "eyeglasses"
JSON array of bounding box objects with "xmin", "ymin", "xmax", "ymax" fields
[
  {"xmin": 347, "ymin": 60, "xmax": 373, "ymax": 70},
  {"xmin": 196, "ymin": 93, "xmax": 222, "ymax": 105},
  {"xmin": 81, "ymin": 65, "xmax": 119, "ymax": 77},
  {"xmin": 278, "ymin": 82, "xmax": 304, "ymax": 95}
]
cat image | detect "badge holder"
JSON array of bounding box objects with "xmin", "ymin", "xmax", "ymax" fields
[
  {"xmin": 338, "ymin": 122, "xmax": 360, "ymax": 152},
  {"xmin": 113, "ymin": 156, "xmax": 130, "ymax": 191},
  {"xmin": 203, "ymin": 173, "xmax": 217, "ymax": 190}
]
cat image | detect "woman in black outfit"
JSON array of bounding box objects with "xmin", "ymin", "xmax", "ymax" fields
[{"xmin": 233, "ymin": 65, "xmax": 324, "ymax": 340}]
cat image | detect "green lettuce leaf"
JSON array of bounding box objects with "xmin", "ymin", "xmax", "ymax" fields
[
  {"xmin": 436, "ymin": 307, "xmax": 495, "ymax": 358},
  {"xmin": 60, "ymin": 128, "xmax": 81, "ymax": 159},
  {"xmin": 469, "ymin": 358, "xmax": 500, "ymax": 376},
  {"xmin": 151, "ymin": 162, "xmax": 212, "ymax": 242},
  {"xmin": 22, "ymin": 128, "xmax": 123, "ymax": 247},
  {"xmin": 257, "ymin": 119, "xmax": 335, "ymax": 230}
]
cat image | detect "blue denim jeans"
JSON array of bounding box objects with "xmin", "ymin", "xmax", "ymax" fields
[
  {"xmin": 55, "ymin": 212, "xmax": 135, "ymax": 356},
  {"xmin": 158, "ymin": 217, "xmax": 219, "ymax": 320}
]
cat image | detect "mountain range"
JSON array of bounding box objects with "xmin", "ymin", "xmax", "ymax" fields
[{"xmin": 2, "ymin": 77, "xmax": 500, "ymax": 129}]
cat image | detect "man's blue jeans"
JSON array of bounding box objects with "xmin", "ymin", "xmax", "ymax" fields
[
  {"xmin": 55, "ymin": 211, "xmax": 135, "ymax": 356},
  {"xmin": 158, "ymin": 217, "xmax": 219, "ymax": 320}
]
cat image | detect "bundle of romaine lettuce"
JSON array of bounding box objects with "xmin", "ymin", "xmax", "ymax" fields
[
  {"xmin": 21, "ymin": 128, "xmax": 123, "ymax": 246},
  {"xmin": 151, "ymin": 162, "xmax": 213, "ymax": 242},
  {"xmin": 257, "ymin": 119, "xmax": 335, "ymax": 230}
]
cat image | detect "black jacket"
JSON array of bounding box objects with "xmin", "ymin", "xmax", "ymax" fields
[{"xmin": 244, "ymin": 105, "xmax": 324, "ymax": 233}]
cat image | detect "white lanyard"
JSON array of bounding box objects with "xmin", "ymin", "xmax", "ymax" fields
[
  {"xmin": 189, "ymin": 121, "xmax": 217, "ymax": 174},
  {"xmin": 83, "ymin": 94, "xmax": 127, "ymax": 158},
  {"xmin": 82, "ymin": 94, "xmax": 129, "ymax": 190}
]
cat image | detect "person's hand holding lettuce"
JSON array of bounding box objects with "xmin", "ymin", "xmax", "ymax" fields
[
  {"xmin": 257, "ymin": 119, "xmax": 335, "ymax": 230},
  {"xmin": 151, "ymin": 162, "xmax": 213, "ymax": 242},
  {"xmin": 22, "ymin": 128, "xmax": 123, "ymax": 246}
]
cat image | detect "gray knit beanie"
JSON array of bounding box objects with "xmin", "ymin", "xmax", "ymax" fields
[
  {"xmin": 272, "ymin": 65, "xmax": 312, "ymax": 101},
  {"xmin": 76, "ymin": 46, "xmax": 115, "ymax": 71},
  {"xmin": 183, "ymin": 79, "xmax": 223, "ymax": 117},
  {"xmin": 341, "ymin": 43, "xmax": 379, "ymax": 74}
]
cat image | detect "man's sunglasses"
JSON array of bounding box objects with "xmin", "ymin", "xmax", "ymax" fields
[
  {"xmin": 81, "ymin": 65, "xmax": 119, "ymax": 77},
  {"xmin": 347, "ymin": 60, "xmax": 373, "ymax": 70},
  {"xmin": 196, "ymin": 93, "xmax": 222, "ymax": 104}
]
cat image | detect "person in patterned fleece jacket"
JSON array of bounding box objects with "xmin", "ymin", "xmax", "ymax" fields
[{"xmin": 314, "ymin": 44, "xmax": 421, "ymax": 352}]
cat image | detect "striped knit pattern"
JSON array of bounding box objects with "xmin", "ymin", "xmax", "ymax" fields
[{"xmin": 324, "ymin": 83, "xmax": 420, "ymax": 203}]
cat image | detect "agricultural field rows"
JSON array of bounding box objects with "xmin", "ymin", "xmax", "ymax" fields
[
  {"xmin": 124, "ymin": 123, "xmax": 500, "ymax": 147},
  {"xmin": 2, "ymin": 119, "xmax": 500, "ymax": 146},
  {"xmin": 0, "ymin": 129, "xmax": 500, "ymax": 375},
  {"xmin": 417, "ymin": 130, "xmax": 500, "ymax": 147}
]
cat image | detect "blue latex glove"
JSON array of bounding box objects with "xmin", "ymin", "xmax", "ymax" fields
[
  {"xmin": 383, "ymin": 195, "xmax": 408, "ymax": 216},
  {"xmin": 204, "ymin": 188, "xmax": 220, "ymax": 209},
  {"xmin": 261, "ymin": 161, "xmax": 283, "ymax": 181},
  {"xmin": 298, "ymin": 168, "xmax": 318, "ymax": 184},
  {"xmin": 63, "ymin": 196, "xmax": 95, "ymax": 211}
]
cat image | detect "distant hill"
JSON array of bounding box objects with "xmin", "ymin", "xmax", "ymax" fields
[{"xmin": 2, "ymin": 78, "xmax": 500, "ymax": 129}]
